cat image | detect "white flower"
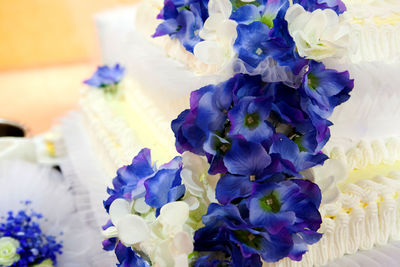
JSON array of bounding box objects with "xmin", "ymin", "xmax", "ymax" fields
[
  {"xmin": 0, "ymin": 237, "xmax": 20, "ymax": 266},
  {"xmin": 285, "ymin": 4, "xmax": 349, "ymax": 61},
  {"xmin": 103, "ymin": 198, "xmax": 150, "ymax": 246},
  {"xmin": 180, "ymin": 151, "xmax": 220, "ymax": 205},
  {"xmin": 33, "ymin": 259, "xmax": 54, "ymax": 267},
  {"xmin": 303, "ymin": 158, "xmax": 348, "ymax": 204},
  {"xmin": 142, "ymin": 202, "xmax": 193, "ymax": 267},
  {"xmin": 194, "ymin": 0, "xmax": 237, "ymax": 72}
]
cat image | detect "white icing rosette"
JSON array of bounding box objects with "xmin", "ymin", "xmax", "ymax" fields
[{"xmin": 0, "ymin": 160, "xmax": 102, "ymax": 266}]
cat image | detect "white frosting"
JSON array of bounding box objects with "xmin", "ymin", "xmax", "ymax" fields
[
  {"xmin": 327, "ymin": 137, "xmax": 400, "ymax": 171},
  {"xmin": 263, "ymin": 173, "xmax": 400, "ymax": 267}
]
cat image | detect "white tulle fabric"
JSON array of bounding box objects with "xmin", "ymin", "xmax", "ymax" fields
[{"xmin": 0, "ymin": 160, "xmax": 103, "ymax": 266}]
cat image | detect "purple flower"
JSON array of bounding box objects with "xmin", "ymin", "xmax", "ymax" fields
[
  {"xmin": 223, "ymin": 139, "xmax": 271, "ymax": 177},
  {"xmin": 195, "ymin": 179, "xmax": 322, "ymax": 263},
  {"xmin": 300, "ymin": 60, "xmax": 353, "ymax": 120},
  {"xmin": 232, "ymin": 2, "xmax": 308, "ymax": 77},
  {"xmin": 104, "ymin": 149, "xmax": 186, "ymax": 217},
  {"xmin": 293, "ymin": 0, "xmax": 347, "ymax": 14},
  {"xmin": 172, "ymin": 74, "xmax": 333, "ymax": 175},
  {"xmin": 114, "ymin": 242, "xmax": 150, "ymax": 267},
  {"xmin": 104, "ymin": 148, "xmax": 155, "ymax": 212},
  {"xmin": 234, "ymin": 22, "xmax": 271, "ymax": 69},
  {"xmin": 153, "ymin": 0, "xmax": 209, "ymax": 52},
  {"xmin": 193, "ymin": 203, "xmax": 293, "ymax": 264},
  {"xmin": 84, "ymin": 64, "xmax": 125, "ymax": 88},
  {"xmin": 228, "ymin": 96, "xmax": 274, "ymax": 143},
  {"xmin": 267, "ymin": 133, "xmax": 328, "ymax": 177},
  {"xmin": 144, "ymin": 156, "xmax": 185, "ymax": 216}
]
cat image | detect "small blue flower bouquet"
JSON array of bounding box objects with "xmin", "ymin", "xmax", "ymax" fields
[
  {"xmin": 102, "ymin": 0, "xmax": 354, "ymax": 266},
  {"xmin": 0, "ymin": 203, "xmax": 62, "ymax": 267},
  {"xmin": 84, "ymin": 64, "xmax": 125, "ymax": 93}
]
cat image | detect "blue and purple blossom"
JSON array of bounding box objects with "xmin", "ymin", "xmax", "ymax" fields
[
  {"xmin": 0, "ymin": 205, "xmax": 63, "ymax": 266},
  {"xmin": 194, "ymin": 179, "xmax": 322, "ymax": 264},
  {"xmin": 153, "ymin": 0, "xmax": 209, "ymax": 52},
  {"xmin": 293, "ymin": 0, "xmax": 346, "ymax": 15},
  {"xmin": 109, "ymin": 0, "xmax": 356, "ymax": 265},
  {"xmin": 300, "ymin": 60, "xmax": 353, "ymax": 120},
  {"xmin": 104, "ymin": 149, "xmax": 185, "ymax": 216},
  {"xmin": 84, "ymin": 64, "xmax": 125, "ymax": 89},
  {"xmin": 103, "ymin": 240, "xmax": 150, "ymax": 267},
  {"xmin": 171, "ymin": 73, "xmax": 333, "ymax": 176}
]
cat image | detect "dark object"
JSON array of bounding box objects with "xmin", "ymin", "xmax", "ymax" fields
[{"xmin": 0, "ymin": 119, "xmax": 26, "ymax": 137}]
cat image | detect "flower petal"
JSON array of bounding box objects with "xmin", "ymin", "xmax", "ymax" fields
[
  {"xmin": 117, "ymin": 214, "xmax": 150, "ymax": 246},
  {"xmin": 159, "ymin": 201, "xmax": 190, "ymax": 228},
  {"xmin": 109, "ymin": 198, "xmax": 131, "ymax": 226}
]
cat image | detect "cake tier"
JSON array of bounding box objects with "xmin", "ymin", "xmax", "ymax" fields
[{"xmin": 95, "ymin": 4, "xmax": 400, "ymax": 154}]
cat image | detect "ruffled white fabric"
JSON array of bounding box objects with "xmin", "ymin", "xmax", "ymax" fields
[{"xmin": 0, "ymin": 160, "xmax": 102, "ymax": 266}]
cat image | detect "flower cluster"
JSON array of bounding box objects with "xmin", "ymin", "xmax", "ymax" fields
[
  {"xmin": 102, "ymin": 0, "xmax": 354, "ymax": 265},
  {"xmin": 102, "ymin": 149, "xmax": 189, "ymax": 266},
  {"xmin": 171, "ymin": 65, "xmax": 351, "ymax": 264},
  {"xmin": 84, "ymin": 64, "xmax": 125, "ymax": 93},
  {"xmin": 153, "ymin": 0, "xmax": 210, "ymax": 52},
  {"xmin": 154, "ymin": 0, "xmax": 348, "ymax": 76},
  {"xmin": 0, "ymin": 203, "xmax": 63, "ymax": 267},
  {"xmin": 103, "ymin": 148, "xmax": 222, "ymax": 267}
]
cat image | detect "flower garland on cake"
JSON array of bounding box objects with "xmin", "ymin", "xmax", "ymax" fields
[{"xmin": 95, "ymin": 0, "xmax": 355, "ymax": 266}]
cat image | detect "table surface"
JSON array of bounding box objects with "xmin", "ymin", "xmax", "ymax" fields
[{"xmin": 0, "ymin": 63, "xmax": 97, "ymax": 135}]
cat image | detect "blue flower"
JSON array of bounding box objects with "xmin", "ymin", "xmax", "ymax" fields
[
  {"xmin": 228, "ymin": 96, "xmax": 274, "ymax": 143},
  {"xmin": 172, "ymin": 73, "xmax": 334, "ymax": 175},
  {"xmin": 231, "ymin": 0, "xmax": 288, "ymax": 27},
  {"xmin": 144, "ymin": 156, "xmax": 186, "ymax": 216},
  {"xmin": 114, "ymin": 241, "xmax": 150, "ymax": 267},
  {"xmin": 195, "ymin": 178, "xmax": 322, "ymax": 263},
  {"xmin": 233, "ymin": 9, "xmax": 308, "ymax": 76},
  {"xmin": 223, "ymin": 139, "xmax": 271, "ymax": 177},
  {"xmin": 234, "ymin": 22, "xmax": 271, "ymax": 69},
  {"xmin": 0, "ymin": 205, "xmax": 63, "ymax": 266},
  {"xmin": 215, "ymin": 174, "xmax": 254, "ymax": 205},
  {"xmin": 293, "ymin": 0, "xmax": 347, "ymax": 15},
  {"xmin": 262, "ymin": 9, "xmax": 308, "ymax": 75},
  {"xmin": 153, "ymin": 0, "xmax": 209, "ymax": 52},
  {"xmin": 104, "ymin": 149, "xmax": 186, "ymax": 218},
  {"xmin": 266, "ymin": 133, "xmax": 328, "ymax": 177},
  {"xmin": 193, "ymin": 203, "xmax": 293, "ymax": 264},
  {"xmin": 104, "ymin": 148, "xmax": 155, "ymax": 212},
  {"xmin": 300, "ymin": 60, "xmax": 353, "ymax": 120},
  {"xmin": 248, "ymin": 180, "xmax": 321, "ymax": 232},
  {"xmin": 83, "ymin": 64, "xmax": 125, "ymax": 88}
]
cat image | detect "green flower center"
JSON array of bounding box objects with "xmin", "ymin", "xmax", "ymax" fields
[
  {"xmin": 260, "ymin": 15, "xmax": 274, "ymax": 28},
  {"xmin": 232, "ymin": 0, "xmax": 260, "ymax": 9},
  {"xmin": 234, "ymin": 230, "xmax": 263, "ymax": 250},
  {"xmin": 307, "ymin": 73, "xmax": 320, "ymax": 91},
  {"xmin": 259, "ymin": 192, "xmax": 281, "ymax": 213},
  {"xmin": 213, "ymin": 136, "xmax": 231, "ymax": 155},
  {"xmin": 244, "ymin": 113, "xmax": 260, "ymax": 129}
]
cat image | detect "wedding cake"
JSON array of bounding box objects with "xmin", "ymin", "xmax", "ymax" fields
[{"xmin": 77, "ymin": 0, "xmax": 400, "ymax": 266}]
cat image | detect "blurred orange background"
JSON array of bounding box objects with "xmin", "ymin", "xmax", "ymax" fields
[{"xmin": 0, "ymin": 0, "xmax": 139, "ymax": 134}]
